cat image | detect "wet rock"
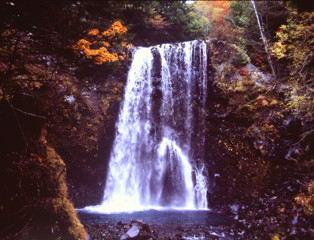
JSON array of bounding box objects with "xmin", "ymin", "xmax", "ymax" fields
[
  {"xmin": 83, "ymin": 198, "xmax": 314, "ymax": 240},
  {"xmin": 117, "ymin": 221, "xmax": 126, "ymax": 226},
  {"xmin": 120, "ymin": 223, "xmax": 141, "ymax": 239},
  {"xmin": 291, "ymin": 215, "xmax": 298, "ymax": 225},
  {"xmin": 175, "ymin": 226, "xmax": 185, "ymax": 232},
  {"xmin": 230, "ymin": 204, "xmax": 239, "ymax": 214},
  {"xmin": 268, "ymin": 224, "xmax": 279, "ymax": 231}
]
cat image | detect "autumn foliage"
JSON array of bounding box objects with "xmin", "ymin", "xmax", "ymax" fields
[
  {"xmin": 194, "ymin": 1, "xmax": 231, "ymax": 24},
  {"xmin": 270, "ymin": 11, "xmax": 314, "ymax": 81},
  {"xmin": 193, "ymin": 1, "xmax": 237, "ymax": 43},
  {"xmin": 73, "ymin": 21, "xmax": 132, "ymax": 64}
]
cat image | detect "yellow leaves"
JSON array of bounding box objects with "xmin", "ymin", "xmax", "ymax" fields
[
  {"xmin": 270, "ymin": 27, "xmax": 290, "ymax": 60},
  {"xmin": 73, "ymin": 21, "xmax": 131, "ymax": 65},
  {"xmin": 269, "ymin": 99, "xmax": 278, "ymax": 106},
  {"xmin": 271, "ymin": 235, "xmax": 280, "ymax": 240},
  {"xmin": 255, "ymin": 95, "xmax": 269, "ymax": 107},
  {"xmin": 295, "ymin": 193, "xmax": 312, "ymax": 206},
  {"xmin": 295, "ymin": 192, "xmax": 314, "ymax": 215},
  {"xmin": 149, "ymin": 14, "xmax": 169, "ymax": 30},
  {"xmin": 270, "ymin": 42, "xmax": 286, "ymax": 59},
  {"xmin": 285, "ymin": 87, "xmax": 314, "ymax": 123},
  {"xmin": 271, "ymin": 11, "xmax": 314, "ymax": 80}
]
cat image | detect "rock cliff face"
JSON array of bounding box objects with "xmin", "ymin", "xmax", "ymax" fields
[
  {"xmin": 1, "ymin": 38, "xmax": 311, "ymax": 239},
  {"xmin": 205, "ymin": 39, "xmax": 275, "ymax": 205},
  {"xmin": 0, "ymin": 109, "xmax": 87, "ymax": 239},
  {"xmin": 56, "ymin": 39, "xmax": 312, "ymax": 238},
  {"xmin": 54, "ymin": 81, "xmax": 124, "ymax": 207},
  {"xmin": 64, "ymin": 40, "xmax": 312, "ymax": 218},
  {"xmin": 48, "ymin": 79, "xmax": 126, "ymax": 207},
  {"xmin": 205, "ymin": 39, "xmax": 313, "ymax": 209},
  {"xmin": 203, "ymin": 39, "xmax": 313, "ymax": 238}
]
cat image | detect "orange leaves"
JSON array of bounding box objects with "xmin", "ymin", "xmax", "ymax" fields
[
  {"xmin": 73, "ymin": 39, "xmax": 91, "ymax": 52},
  {"xmin": 93, "ymin": 51, "xmax": 119, "ymax": 65},
  {"xmin": 88, "ymin": 29, "xmax": 100, "ymax": 36},
  {"xmin": 193, "ymin": 1, "xmax": 235, "ymax": 40},
  {"xmin": 210, "ymin": 1, "xmax": 232, "ymax": 23},
  {"xmin": 101, "ymin": 41, "xmax": 110, "ymax": 47},
  {"xmin": 73, "ymin": 21, "xmax": 131, "ymax": 65},
  {"xmin": 102, "ymin": 21, "xmax": 128, "ymax": 37},
  {"xmin": 194, "ymin": 1, "xmax": 232, "ymax": 24}
]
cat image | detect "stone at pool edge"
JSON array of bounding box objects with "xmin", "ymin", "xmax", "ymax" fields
[{"xmin": 120, "ymin": 222, "xmax": 141, "ymax": 239}]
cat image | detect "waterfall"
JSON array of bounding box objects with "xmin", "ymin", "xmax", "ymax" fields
[{"xmin": 86, "ymin": 40, "xmax": 208, "ymax": 213}]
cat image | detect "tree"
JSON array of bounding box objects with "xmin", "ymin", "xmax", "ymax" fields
[
  {"xmin": 193, "ymin": 1, "xmax": 231, "ymax": 24},
  {"xmin": 192, "ymin": 1, "xmax": 242, "ymax": 43},
  {"xmin": 148, "ymin": 1, "xmax": 205, "ymax": 41},
  {"xmin": 270, "ymin": 11, "xmax": 314, "ymax": 84},
  {"xmin": 228, "ymin": 1, "xmax": 288, "ymax": 72},
  {"xmin": 73, "ymin": 21, "xmax": 131, "ymax": 64}
]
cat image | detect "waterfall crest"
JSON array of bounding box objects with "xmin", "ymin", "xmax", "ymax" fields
[{"xmin": 86, "ymin": 40, "xmax": 208, "ymax": 213}]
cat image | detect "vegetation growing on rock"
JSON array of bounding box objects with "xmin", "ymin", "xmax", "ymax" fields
[{"xmin": 0, "ymin": 0, "xmax": 313, "ymax": 239}]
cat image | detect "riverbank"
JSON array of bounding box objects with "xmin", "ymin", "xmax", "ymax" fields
[
  {"xmin": 82, "ymin": 213, "xmax": 313, "ymax": 240},
  {"xmin": 83, "ymin": 220, "xmax": 240, "ymax": 240},
  {"xmin": 79, "ymin": 197, "xmax": 314, "ymax": 240}
]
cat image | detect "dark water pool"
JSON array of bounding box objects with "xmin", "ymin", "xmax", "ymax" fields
[{"xmin": 78, "ymin": 209, "xmax": 233, "ymax": 226}]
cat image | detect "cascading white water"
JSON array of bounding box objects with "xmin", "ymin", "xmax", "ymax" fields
[{"xmin": 86, "ymin": 40, "xmax": 208, "ymax": 213}]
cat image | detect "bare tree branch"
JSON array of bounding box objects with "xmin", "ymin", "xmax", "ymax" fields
[
  {"xmin": 6, "ymin": 99, "xmax": 28, "ymax": 157},
  {"xmin": 13, "ymin": 106, "xmax": 46, "ymax": 120}
]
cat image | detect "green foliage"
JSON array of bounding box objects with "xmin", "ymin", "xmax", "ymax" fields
[
  {"xmin": 229, "ymin": 1, "xmax": 251, "ymax": 29},
  {"xmin": 234, "ymin": 45, "xmax": 250, "ymax": 66},
  {"xmin": 186, "ymin": 13, "xmax": 210, "ymax": 39},
  {"xmin": 147, "ymin": 1, "xmax": 205, "ymax": 41},
  {"xmin": 228, "ymin": 1, "xmax": 288, "ymax": 71}
]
